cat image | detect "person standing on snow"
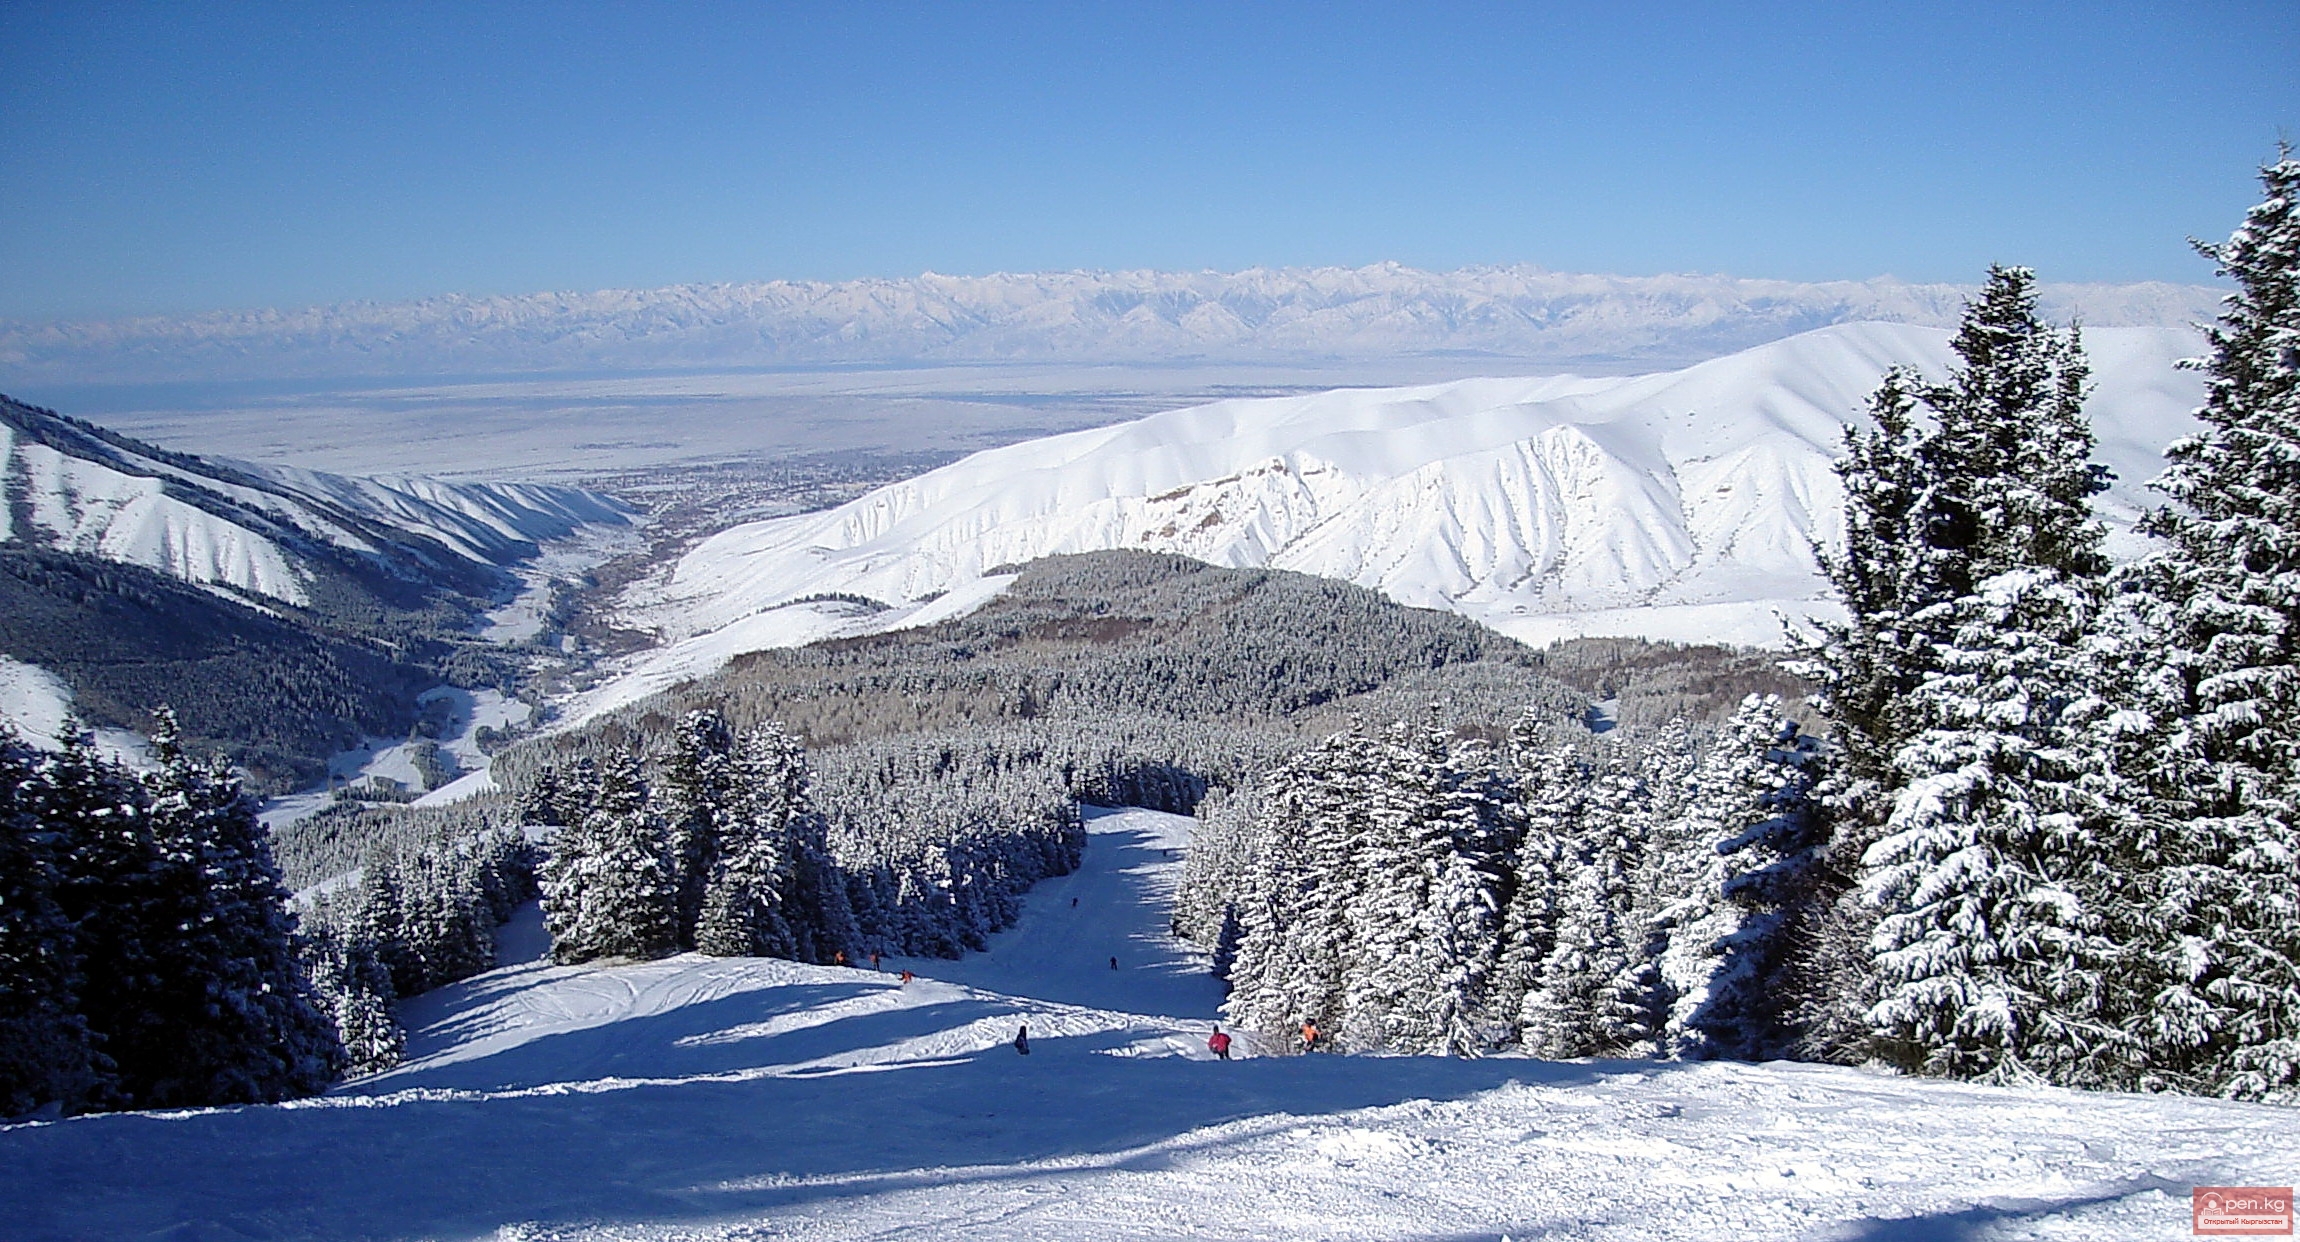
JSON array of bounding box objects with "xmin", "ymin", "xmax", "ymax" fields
[
  {"xmin": 1014, "ymin": 1024, "xmax": 1031, "ymax": 1056},
  {"xmin": 1300, "ymin": 1021, "xmax": 1319, "ymax": 1053},
  {"xmin": 1208, "ymin": 1025, "xmax": 1232, "ymax": 1061}
]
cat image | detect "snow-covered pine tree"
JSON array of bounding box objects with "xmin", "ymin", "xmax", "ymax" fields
[
  {"xmin": 399, "ymin": 847, "xmax": 496, "ymax": 988},
  {"xmin": 1807, "ymin": 368, "xmax": 1944, "ymax": 794},
  {"xmin": 1416, "ymin": 729, "xmax": 1519, "ymax": 1056},
  {"xmin": 40, "ymin": 727, "xmax": 155, "ymax": 1109},
  {"xmin": 299, "ymin": 921, "xmax": 404, "ymax": 1079},
  {"xmin": 0, "ymin": 724, "xmax": 95, "ymax": 1115},
  {"xmin": 765, "ymin": 733, "xmax": 861, "ymax": 967},
  {"xmin": 661, "ymin": 710, "xmax": 739, "ymax": 950},
  {"xmin": 1490, "ymin": 740, "xmax": 1585, "ymax": 1046},
  {"xmin": 1340, "ymin": 719, "xmax": 1514, "ymax": 1056},
  {"xmin": 541, "ymin": 748, "xmax": 679, "ymax": 964},
  {"xmin": 2109, "ymin": 150, "xmax": 2300, "ymax": 1101},
  {"xmin": 1793, "ymin": 265, "xmax": 2108, "ymax": 1070},
  {"xmin": 1864, "ymin": 570, "xmax": 2131, "ymax": 1085},
  {"xmin": 1221, "ymin": 724, "xmax": 1378, "ymax": 1048},
  {"xmin": 1521, "ymin": 755, "xmax": 1652, "ymax": 1058},
  {"xmin": 695, "ymin": 721, "xmax": 806, "ymax": 959},
  {"xmin": 117, "ymin": 711, "xmax": 341, "ymax": 1107},
  {"xmin": 1647, "ymin": 695, "xmax": 1820, "ymax": 1059}
]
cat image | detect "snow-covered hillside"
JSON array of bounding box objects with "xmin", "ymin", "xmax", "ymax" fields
[
  {"xmin": 0, "ymin": 264, "xmax": 2220, "ymax": 383},
  {"xmin": 3, "ymin": 809, "xmax": 2286, "ymax": 1241},
  {"xmin": 1, "ymin": 396, "xmax": 633, "ymax": 606},
  {"xmin": 600, "ymin": 323, "xmax": 2203, "ymax": 700}
]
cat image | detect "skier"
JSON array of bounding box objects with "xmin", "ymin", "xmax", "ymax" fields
[
  {"xmin": 1109, "ymin": 956, "xmax": 1118, "ymax": 970},
  {"xmin": 1071, "ymin": 897, "xmax": 1078, "ymax": 907},
  {"xmin": 899, "ymin": 969, "xmax": 915, "ymax": 985},
  {"xmin": 834, "ymin": 951, "xmax": 847, "ymax": 967},
  {"xmin": 870, "ymin": 952, "xmax": 882, "ymax": 971},
  {"xmin": 1300, "ymin": 1020, "xmax": 1319, "ymax": 1053},
  {"xmin": 1208, "ymin": 1025, "xmax": 1233, "ymax": 1061},
  {"xmin": 1014, "ymin": 1024, "xmax": 1031, "ymax": 1056}
]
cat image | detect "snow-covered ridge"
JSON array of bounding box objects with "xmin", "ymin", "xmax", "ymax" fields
[
  {"xmin": 611, "ymin": 322, "xmax": 2203, "ymax": 684},
  {"xmin": 0, "ymin": 263, "xmax": 2222, "ymax": 382},
  {"xmin": 1, "ymin": 396, "xmax": 634, "ymax": 606}
]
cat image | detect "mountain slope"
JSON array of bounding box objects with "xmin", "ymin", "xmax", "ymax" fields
[
  {"xmin": 3, "ymin": 394, "xmax": 632, "ymax": 609},
  {"xmin": 606, "ymin": 323, "xmax": 2202, "ymax": 690},
  {"xmin": 1, "ymin": 808, "xmax": 2287, "ymax": 1242},
  {"xmin": 0, "ymin": 393, "xmax": 634, "ymax": 788},
  {"xmin": 0, "ymin": 264, "xmax": 2220, "ymax": 383}
]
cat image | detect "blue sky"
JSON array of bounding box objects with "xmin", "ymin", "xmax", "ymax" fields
[{"xmin": 1, "ymin": 2, "xmax": 2292, "ymax": 320}]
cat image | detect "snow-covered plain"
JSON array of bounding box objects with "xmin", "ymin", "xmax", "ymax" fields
[
  {"xmin": 5, "ymin": 808, "xmax": 2288, "ymax": 1242},
  {"xmin": 575, "ymin": 322, "xmax": 2204, "ymax": 724}
]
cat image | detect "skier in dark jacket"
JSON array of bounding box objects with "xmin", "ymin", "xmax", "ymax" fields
[{"xmin": 1014, "ymin": 1024, "xmax": 1031, "ymax": 1056}]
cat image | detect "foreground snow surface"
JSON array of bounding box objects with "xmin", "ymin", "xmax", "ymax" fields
[{"xmin": 6, "ymin": 809, "xmax": 2291, "ymax": 1241}]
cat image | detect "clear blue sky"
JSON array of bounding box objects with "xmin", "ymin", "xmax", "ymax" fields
[{"xmin": 1, "ymin": 1, "xmax": 2292, "ymax": 320}]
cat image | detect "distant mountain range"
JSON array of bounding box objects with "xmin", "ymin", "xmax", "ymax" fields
[
  {"xmin": 586, "ymin": 321, "xmax": 2203, "ymax": 718},
  {"xmin": 0, "ymin": 265, "xmax": 2224, "ymax": 384}
]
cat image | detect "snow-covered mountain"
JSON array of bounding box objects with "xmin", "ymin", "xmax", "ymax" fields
[
  {"xmin": 607, "ymin": 322, "xmax": 2203, "ymax": 694},
  {"xmin": 1, "ymin": 394, "xmax": 633, "ymax": 607},
  {"xmin": 0, "ymin": 264, "xmax": 2221, "ymax": 383}
]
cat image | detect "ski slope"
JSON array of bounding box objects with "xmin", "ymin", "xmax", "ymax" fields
[{"xmin": 3, "ymin": 808, "xmax": 2292, "ymax": 1241}]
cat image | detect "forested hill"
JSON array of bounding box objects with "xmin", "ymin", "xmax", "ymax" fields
[
  {"xmin": 584, "ymin": 551, "xmax": 1577, "ymax": 749},
  {"xmin": 0, "ymin": 548, "xmax": 433, "ymax": 791}
]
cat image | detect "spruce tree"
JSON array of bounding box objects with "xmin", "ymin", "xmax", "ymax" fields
[
  {"xmin": 1490, "ymin": 737, "xmax": 1587, "ymax": 1042},
  {"xmin": 1795, "ymin": 265, "xmax": 2108, "ymax": 1071},
  {"xmin": 300, "ymin": 923, "xmax": 404, "ymax": 1079},
  {"xmin": 1863, "ymin": 571, "xmax": 2131, "ymax": 1084},
  {"xmin": 541, "ymin": 749, "xmax": 679, "ymax": 964},
  {"xmin": 0, "ymin": 725, "xmax": 95, "ymax": 1115},
  {"xmin": 1521, "ymin": 757, "xmax": 1651, "ymax": 1058},
  {"xmin": 695, "ymin": 722, "xmax": 804, "ymax": 958},
  {"xmin": 115, "ymin": 712, "xmax": 340, "ymax": 1107},
  {"xmin": 662, "ymin": 710, "xmax": 739, "ymax": 950},
  {"xmin": 1649, "ymin": 695, "xmax": 1821, "ymax": 1060},
  {"xmin": 2112, "ymin": 149, "xmax": 2300, "ymax": 1100}
]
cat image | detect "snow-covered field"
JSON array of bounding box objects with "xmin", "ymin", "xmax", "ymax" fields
[{"xmin": 5, "ymin": 808, "xmax": 2288, "ymax": 1241}]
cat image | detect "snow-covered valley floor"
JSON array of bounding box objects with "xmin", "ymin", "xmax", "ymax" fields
[{"xmin": 5, "ymin": 809, "xmax": 2291, "ymax": 1241}]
